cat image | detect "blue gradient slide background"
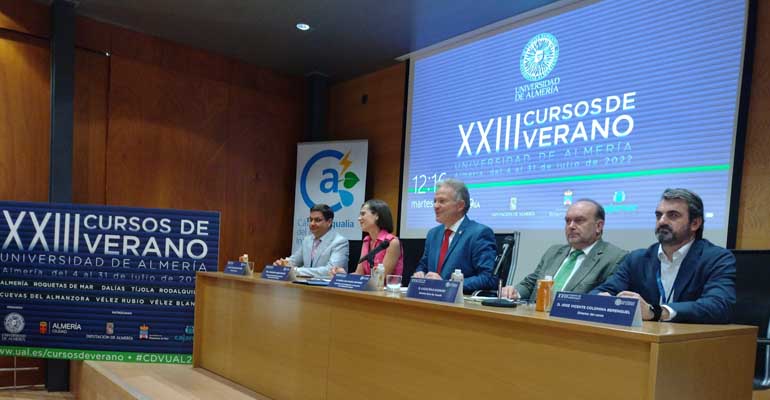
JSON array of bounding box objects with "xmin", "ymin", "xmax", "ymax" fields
[{"xmin": 402, "ymin": 0, "xmax": 746, "ymax": 242}]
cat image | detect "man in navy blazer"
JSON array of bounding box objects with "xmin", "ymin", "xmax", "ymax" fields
[
  {"xmin": 413, "ymin": 179, "xmax": 497, "ymax": 293},
  {"xmin": 592, "ymin": 188, "xmax": 736, "ymax": 324}
]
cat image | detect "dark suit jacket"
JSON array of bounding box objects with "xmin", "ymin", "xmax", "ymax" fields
[
  {"xmin": 515, "ymin": 239, "xmax": 627, "ymax": 302},
  {"xmin": 415, "ymin": 217, "xmax": 497, "ymax": 292},
  {"xmin": 591, "ymin": 239, "xmax": 736, "ymax": 324}
]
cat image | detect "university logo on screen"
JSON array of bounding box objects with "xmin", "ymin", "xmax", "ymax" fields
[
  {"xmin": 516, "ymin": 32, "xmax": 560, "ymax": 102},
  {"xmin": 299, "ymin": 149, "xmax": 360, "ymax": 228},
  {"xmin": 455, "ymin": 29, "xmax": 637, "ymax": 161}
]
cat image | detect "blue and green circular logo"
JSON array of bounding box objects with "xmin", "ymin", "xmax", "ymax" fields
[
  {"xmin": 300, "ymin": 150, "xmax": 361, "ymax": 212},
  {"xmin": 520, "ymin": 33, "xmax": 559, "ymax": 81}
]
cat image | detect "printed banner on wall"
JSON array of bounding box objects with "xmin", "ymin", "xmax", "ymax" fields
[
  {"xmin": 0, "ymin": 202, "xmax": 219, "ymax": 364},
  {"xmin": 291, "ymin": 140, "xmax": 368, "ymax": 252}
]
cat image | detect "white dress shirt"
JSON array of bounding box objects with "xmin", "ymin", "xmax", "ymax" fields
[{"xmin": 656, "ymin": 240, "xmax": 694, "ymax": 321}]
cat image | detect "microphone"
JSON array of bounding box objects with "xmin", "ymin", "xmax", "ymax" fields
[
  {"xmin": 492, "ymin": 236, "xmax": 515, "ymax": 277},
  {"xmin": 358, "ymin": 239, "xmax": 391, "ymax": 264}
]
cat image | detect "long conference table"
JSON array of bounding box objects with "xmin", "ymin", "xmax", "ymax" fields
[{"xmin": 193, "ymin": 272, "xmax": 757, "ymax": 400}]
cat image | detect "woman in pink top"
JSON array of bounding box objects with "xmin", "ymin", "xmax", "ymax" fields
[{"xmin": 354, "ymin": 199, "xmax": 403, "ymax": 276}]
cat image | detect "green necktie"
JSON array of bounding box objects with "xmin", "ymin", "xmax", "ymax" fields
[{"xmin": 552, "ymin": 250, "xmax": 584, "ymax": 292}]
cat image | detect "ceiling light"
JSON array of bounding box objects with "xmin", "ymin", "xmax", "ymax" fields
[{"xmin": 296, "ymin": 23, "xmax": 310, "ymax": 31}]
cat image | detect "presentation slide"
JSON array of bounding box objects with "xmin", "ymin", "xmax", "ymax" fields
[
  {"xmin": 401, "ymin": 0, "xmax": 748, "ymax": 280},
  {"xmin": 401, "ymin": 0, "xmax": 748, "ymax": 275}
]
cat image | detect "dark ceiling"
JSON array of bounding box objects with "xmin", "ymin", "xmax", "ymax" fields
[{"xmin": 73, "ymin": 0, "xmax": 560, "ymax": 82}]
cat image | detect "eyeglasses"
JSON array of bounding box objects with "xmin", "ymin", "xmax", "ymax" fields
[{"xmin": 307, "ymin": 217, "xmax": 326, "ymax": 223}]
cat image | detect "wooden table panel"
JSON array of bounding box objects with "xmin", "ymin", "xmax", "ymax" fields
[
  {"xmin": 194, "ymin": 272, "xmax": 756, "ymax": 400},
  {"xmin": 195, "ymin": 276, "xmax": 332, "ymax": 400},
  {"xmin": 327, "ymin": 296, "xmax": 651, "ymax": 400},
  {"xmin": 649, "ymin": 334, "xmax": 756, "ymax": 400}
]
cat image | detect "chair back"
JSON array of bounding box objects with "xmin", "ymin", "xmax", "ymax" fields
[{"xmin": 731, "ymin": 249, "xmax": 770, "ymax": 390}]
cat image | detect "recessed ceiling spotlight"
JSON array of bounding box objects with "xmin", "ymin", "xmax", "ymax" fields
[{"xmin": 296, "ymin": 23, "xmax": 310, "ymax": 31}]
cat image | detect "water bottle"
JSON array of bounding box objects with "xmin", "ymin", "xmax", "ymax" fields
[
  {"xmin": 451, "ymin": 268, "xmax": 464, "ymax": 294},
  {"xmin": 373, "ymin": 263, "xmax": 385, "ymax": 290}
]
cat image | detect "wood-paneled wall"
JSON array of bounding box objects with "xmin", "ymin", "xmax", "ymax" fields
[
  {"xmin": 0, "ymin": 0, "xmax": 304, "ymax": 268},
  {"xmin": 328, "ymin": 2, "xmax": 770, "ymax": 249},
  {"xmin": 328, "ymin": 63, "xmax": 406, "ymax": 229},
  {"xmin": 90, "ymin": 25, "xmax": 304, "ymax": 267},
  {"xmin": 221, "ymin": 64, "xmax": 303, "ymax": 268},
  {"xmin": 736, "ymin": 0, "xmax": 770, "ymax": 249},
  {"xmin": 0, "ymin": 30, "xmax": 50, "ymax": 202},
  {"xmin": 104, "ymin": 54, "xmax": 231, "ymax": 208},
  {"xmin": 73, "ymin": 49, "xmax": 108, "ymax": 205},
  {"xmin": 0, "ymin": 0, "xmax": 48, "ymax": 38}
]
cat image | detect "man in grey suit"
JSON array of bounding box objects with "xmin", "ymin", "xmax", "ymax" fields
[
  {"xmin": 274, "ymin": 204, "xmax": 349, "ymax": 278},
  {"xmin": 500, "ymin": 199, "xmax": 626, "ymax": 301}
]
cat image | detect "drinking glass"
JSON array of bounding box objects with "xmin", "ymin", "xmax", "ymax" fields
[{"xmin": 386, "ymin": 275, "xmax": 402, "ymax": 292}]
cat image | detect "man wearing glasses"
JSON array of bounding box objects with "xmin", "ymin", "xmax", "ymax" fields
[
  {"xmin": 274, "ymin": 204, "xmax": 349, "ymax": 278},
  {"xmin": 500, "ymin": 199, "xmax": 627, "ymax": 301}
]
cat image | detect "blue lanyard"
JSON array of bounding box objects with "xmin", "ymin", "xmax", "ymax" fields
[{"xmin": 655, "ymin": 265, "xmax": 674, "ymax": 304}]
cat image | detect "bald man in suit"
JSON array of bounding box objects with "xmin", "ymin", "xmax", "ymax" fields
[{"xmin": 501, "ymin": 199, "xmax": 626, "ymax": 301}]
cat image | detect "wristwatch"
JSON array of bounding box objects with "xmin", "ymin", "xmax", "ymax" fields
[{"xmin": 648, "ymin": 304, "xmax": 663, "ymax": 321}]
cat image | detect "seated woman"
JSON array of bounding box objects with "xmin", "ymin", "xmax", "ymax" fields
[{"xmin": 336, "ymin": 199, "xmax": 403, "ymax": 276}]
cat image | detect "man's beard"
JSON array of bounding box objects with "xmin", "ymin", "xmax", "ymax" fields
[{"xmin": 656, "ymin": 225, "xmax": 677, "ymax": 244}]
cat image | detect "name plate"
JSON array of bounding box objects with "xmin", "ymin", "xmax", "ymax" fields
[
  {"xmin": 406, "ymin": 278, "xmax": 463, "ymax": 304},
  {"xmin": 550, "ymin": 292, "xmax": 642, "ymax": 327},
  {"xmin": 328, "ymin": 274, "xmax": 371, "ymax": 291},
  {"xmin": 261, "ymin": 265, "xmax": 295, "ymax": 281},
  {"xmin": 224, "ymin": 261, "xmax": 249, "ymax": 276}
]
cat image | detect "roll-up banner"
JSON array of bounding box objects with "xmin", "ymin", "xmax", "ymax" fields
[
  {"xmin": 0, "ymin": 202, "xmax": 219, "ymax": 364},
  {"xmin": 291, "ymin": 140, "xmax": 368, "ymax": 252}
]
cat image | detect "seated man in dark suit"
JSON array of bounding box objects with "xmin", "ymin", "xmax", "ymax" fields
[
  {"xmin": 412, "ymin": 178, "xmax": 497, "ymax": 293},
  {"xmin": 500, "ymin": 199, "xmax": 627, "ymax": 300},
  {"xmin": 591, "ymin": 188, "xmax": 736, "ymax": 324}
]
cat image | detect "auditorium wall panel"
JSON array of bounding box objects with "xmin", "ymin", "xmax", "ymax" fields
[
  {"xmin": 73, "ymin": 49, "xmax": 108, "ymax": 205},
  {"xmin": 0, "ymin": 30, "xmax": 50, "ymax": 202},
  {"xmin": 0, "ymin": 0, "xmax": 49, "ymax": 38},
  {"xmin": 328, "ymin": 63, "xmax": 406, "ymax": 229},
  {"xmin": 99, "ymin": 25, "xmax": 303, "ymax": 268},
  {"xmin": 736, "ymin": 0, "xmax": 770, "ymax": 249},
  {"xmin": 220, "ymin": 64, "xmax": 304, "ymax": 270},
  {"xmin": 1, "ymin": 0, "xmax": 306, "ymax": 271},
  {"xmin": 75, "ymin": 16, "xmax": 111, "ymax": 55},
  {"xmin": 0, "ymin": 1, "xmax": 52, "ymax": 382},
  {"xmin": 104, "ymin": 54, "xmax": 231, "ymax": 209}
]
